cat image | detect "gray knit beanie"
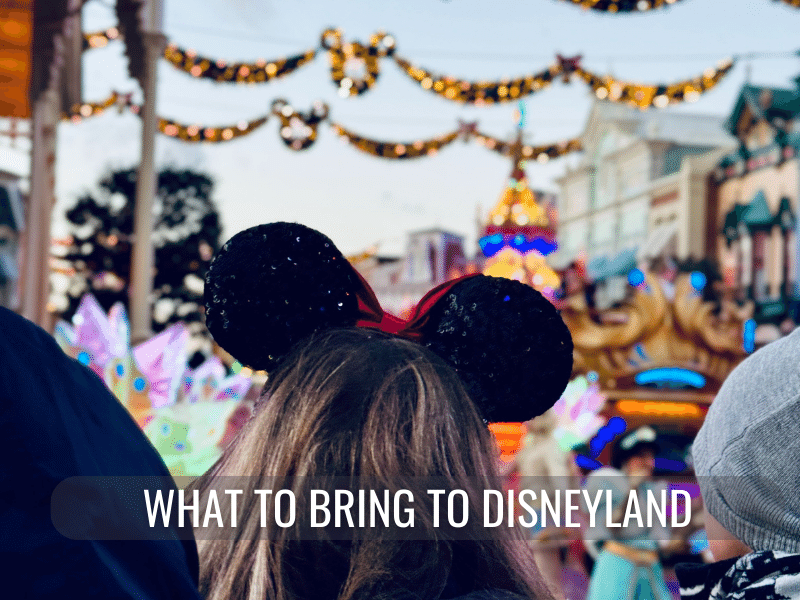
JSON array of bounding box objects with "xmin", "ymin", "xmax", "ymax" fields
[{"xmin": 693, "ymin": 326, "xmax": 800, "ymax": 552}]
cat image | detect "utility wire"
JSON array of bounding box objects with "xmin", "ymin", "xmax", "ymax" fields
[{"xmin": 163, "ymin": 23, "xmax": 800, "ymax": 63}]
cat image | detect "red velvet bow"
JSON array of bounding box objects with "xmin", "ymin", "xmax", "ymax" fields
[{"xmin": 353, "ymin": 270, "xmax": 481, "ymax": 341}]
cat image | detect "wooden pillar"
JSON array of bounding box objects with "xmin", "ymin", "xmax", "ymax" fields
[{"xmin": 21, "ymin": 87, "xmax": 58, "ymax": 327}]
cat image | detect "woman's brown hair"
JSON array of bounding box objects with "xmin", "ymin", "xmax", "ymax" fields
[{"xmin": 190, "ymin": 328, "xmax": 553, "ymax": 600}]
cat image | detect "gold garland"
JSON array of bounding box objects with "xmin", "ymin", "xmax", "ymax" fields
[
  {"xmin": 65, "ymin": 91, "xmax": 136, "ymax": 121},
  {"xmin": 271, "ymin": 99, "xmax": 328, "ymax": 150},
  {"xmin": 163, "ymin": 43, "xmax": 317, "ymax": 83},
  {"xmin": 322, "ymin": 28, "xmax": 396, "ymax": 97},
  {"xmin": 392, "ymin": 56, "xmax": 562, "ymax": 104},
  {"xmin": 64, "ymin": 92, "xmax": 270, "ymax": 142},
  {"xmin": 473, "ymin": 130, "xmax": 583, "ymax": 163},
  {"xmin": 83, "ymin": 26, "xmax": 121, "ymax": 49},
  {"xmin": 158, "ymin": 116, "xmax": 269, "ymax": 142},
  {"xmin": 80, "ymin": 26, "xmax": 736, "ymax": 109},
  {"xmin": 330, "ymin": 123, "xmax": 462, "ymax": 159},
  {"xmin": 778, "ymin": 0, "xmax": 800, "ymax": 6},
  {"xmin": 65, "ymin": 95, "xmax": 584, "ymax": 159},
  {"xmin": 555, "ymin": 0, "xmax": 684, "ymax": 12},
  {"xmin": 575, "ymin": 59, "xmax": 735, "ymax": 109}
]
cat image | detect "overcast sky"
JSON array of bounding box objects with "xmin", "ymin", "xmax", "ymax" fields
[{"xmin": 3, "ymin": 0, "xmax": 800, "ymax": 256}]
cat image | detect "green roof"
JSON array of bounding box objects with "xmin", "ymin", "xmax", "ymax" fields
[
  {"xmin": 742, "ymin": 190, "xmax": 774, "ymax": 229},
  {"xmin": 726, "ymin": 84, "xmax": 800, "ymax": 136}
]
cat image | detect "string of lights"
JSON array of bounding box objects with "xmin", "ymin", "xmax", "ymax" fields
[
  {"xmin": 81, "ymin": 26, "xmax": 737, "ymax": 109},
  {"xmin": 162, "ymin": 43, "xmax": 317, "ymax": 84},
  {"xmin": 574, "ymin": 59, "xmax": 735, "ymax": 109},
  {"xmin": 62, "ymin": 94, "xmax": 584, "ymax": 162},
  {"xmin": 554, "ymin": 0, "xmax": 684, "ymax": 12},
  {"xmin": 473, "ymin": 129, "xmax": 583, "ymax": 163}
]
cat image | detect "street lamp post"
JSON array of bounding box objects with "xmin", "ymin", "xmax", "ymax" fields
[{"xmin": 129, "ymin": 0, "xmax": 165, "ymax": 343}]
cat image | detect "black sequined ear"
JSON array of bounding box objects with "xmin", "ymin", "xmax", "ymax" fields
[
  {"xmin": 418, "ymin": 276, "xmax": 573, "ymax": 423},
  {"xmin": 204, "ymin": 223, "xmax": 362, "ymax": 371}
]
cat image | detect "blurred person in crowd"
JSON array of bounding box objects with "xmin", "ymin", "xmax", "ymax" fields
[
  {"xmin": 677, "ymin": 328, "xmax": 800, "ymax": 600},
  {"xmin": 0, "ymin": 306, "xmax": 201, "ymax": 599},
  {"xmin": 513, "ymin": 410, "xmax": 579, "ymax": 598},
  {"xmin": 583, "ymin": 426, "xmax": 673, "ymax": 600}
]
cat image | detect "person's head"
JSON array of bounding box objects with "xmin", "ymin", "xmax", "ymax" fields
[
  {"xmin": 693, "ymin": 327, "xmax": 800, "ymax": 558},
  {"xmin": 192, "ymin": 329, "xmax": 552, "ymax": 600},
  {"xmin": 611, "ymin": 426, "xmax": 659, "ymax": 475},
  {"xmin": 194, "ymin": 222, "xmax": 574, "ymax": 600}
]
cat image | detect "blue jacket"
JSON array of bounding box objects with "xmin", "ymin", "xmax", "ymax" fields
[{"xmin": 0, "ymin": 307, "xmax": 201, "ymax": 599}]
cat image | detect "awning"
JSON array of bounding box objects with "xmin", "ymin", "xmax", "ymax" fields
[
  {"xmin": 638, "ymin": 221, "xmax": 678, "ymax": 261},
  {"xmin": 741, "ymin": 190, "xmax": 773, "ymax": 230},
  {"xmin": 548, "ymin": 249, "xmax": 578, "ymax": 272},
  {"xmin": 589, "ymin": 248, "xmax": 638, "ymax": 282}
]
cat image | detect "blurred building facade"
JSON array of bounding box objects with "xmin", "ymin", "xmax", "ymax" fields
[
  {"xmin": 708, "ymin": 78, "xmax": 800, "ymax": 338},
  {"xmin": 554, "ymin": 101, "xmax": 735, "ymax": 309},
  {"xmin": 353, "ymin": 228, "xmax": 469, "ymax": 318}
]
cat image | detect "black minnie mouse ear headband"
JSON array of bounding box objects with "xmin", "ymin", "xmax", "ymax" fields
[{"xmin": 204, "ymin": 222, "xmax": 573, "ymax": 423}]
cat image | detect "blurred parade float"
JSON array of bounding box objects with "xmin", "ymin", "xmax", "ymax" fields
[{"xmin": 54, "ymin": 294, "xmax": 259, "ymax": 477}]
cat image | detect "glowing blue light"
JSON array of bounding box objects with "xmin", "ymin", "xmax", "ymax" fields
[
  {"xmin": 587, "ymin": 371, "xmax": 599, "ymax": 383},
  {"xmin": 134, "ymin": 377, "xmax": 147, "ymax": 392},
  {"xmin": 530, "ymin": 238, "xmax": 558, "ymax": 256},
  {"xmin": 115, "ymin": 363, "xmax": 125, "ymax": 376},
  {"xmin": 655, "ymin": 458, "xmax": 687, "ymax": 472},
  {"xmin": 634, "ymin": 368, "xmax": 706, "ymax": 389},
  {"xmin": 575, "ymin": 455, "xmax": 601, "ymax": 471},
  {"xmin": 744, "ymin": 319, "xmax": 756, "ymax": 353},
  {"xmin": 77, "ymin": 351, "xmax": 91, "ymax": 366},
  {"xmin": 479, "ymin": 234, "xmax": 505, "ymax": 258},
  {"xmin": 628, "ymin": 268, "xmax": 645, "ymax": 287},
  {"xmin": 589, "ymin": 417, "xmax": 626, "ymax": 457},
  {"xmin": 174, "ymin": 442, "xmax": 186, "ymax": 452},
  {"xmin": 608, "ymin": 417, "xmax": 627, "ymax": 434},
  {"xmin": 503, "ymin": 295, "xmax": 510, "ymax": 302},
  {"xmin": 690, "ymin": 271, "xmax": 707, "ymax": 291}
]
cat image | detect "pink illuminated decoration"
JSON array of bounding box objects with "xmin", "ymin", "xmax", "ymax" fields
[
  {"xmin": 53, "ymin": 294, "xmax": 256, "ymax": 473},
  {"xmin": 183, "ymin": 356, "xmax": 252, "ymax": 403},
  {"xmin": 69, "ymin": 295, "xmax": 130, "ymax": 378},
  {"xmin": 132, "ymin": 323, "xmax": 189, "ymax": 409},
  {"xmin": 551, "ymin": 375, "xmax": 607, "ymax": 451}
]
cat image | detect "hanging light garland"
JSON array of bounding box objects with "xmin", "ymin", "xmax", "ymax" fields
[
  {"xmin": 158, "ymin": 116, "xmax": 269, "ymax": 142},
  {"xmin": 392, "ymin": 56, "xmax": 563, "ymax": 105},
  {"xmin": 474, "ymin": 129, "xmax": 583, "ymax": 163},
  {"xmin": 321, "ymin": 28, "xmax": 396, "ymax": 97},
  {"xmin": 81, "ymin": 26, "xmax": 737, "ymax": 109},
  {"xmin": 271, "ymin": 99, "xmax": 328, "ymax": 150},
  {"xmin": 83, "ymin": 26, "xmax": 121, "ymax": 49},
  {"xmin": 555, "ymin": 0, "xmax": 683, "ymax": 12},
  {"xmin": 162, "ymin": 43, "xmax": 317, "ymax": 84},
  {"xmin": 330, "ymin": 123, "xmax": 462, "ymax": 159},
  {"xmin": 66, "ymin": 91, "xmax": 137, "ymax": 122},
  {"xmin": 63, "ymin": 92, "xmax": 269, "ymax": 142},
  {"xmin": 573, "ymin": 58, "xmax": 735, "ymax": 109},
  {"xmin": 62, "ymin": 95, "xmax": 582, "ymax": 162}
]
